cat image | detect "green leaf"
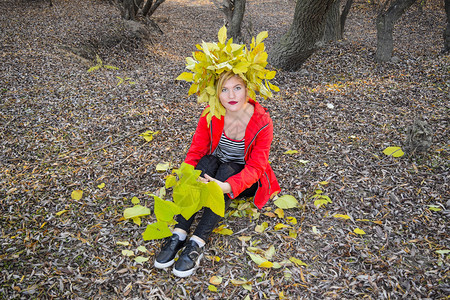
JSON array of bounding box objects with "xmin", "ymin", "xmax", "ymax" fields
[
  {"xmin": 428, "ymin": 205, "xmax": 442, "ymax": 212},
  {"xmin": 97, "ymin": 182, "xmax": 105, "ymax": 189},
  {"xmin": 123, "ymin": 205, "xmax": 151, "ymax": 220},
  {"xmin": 247, "ymin": 251, "xmax": 269, "ymax": 266},
  {"xmin": 122, "ymin": 250, "xmax": 134, "ymax": 257},
  {"xmin": 165, "ymin": 174, "xmax": 177, "ymax": 189},
  {"xmin": 383, "ymin": 146, "xmax": 404, "ymax": 157},
  {"xmin": 134, "ymin": 256, "xmax": 149, "ymax": 263},
  {"xmin": 136, "ymin": 245, "xmax": 147, "ymax": 253},
  {"xmin": 274, "ymin": 195, "xmax": 298, "ymax": 209},
  {"xmin": 156, "ymin": 162, "xmax": 171, "ymax": 172},
  {"xmin": 436, "ymin": 250, "xmax": 450, "ymax": 255},
  {"xmin": 154, "ymin": 196, "xmax": 181, "ymax": 222},
  {"xmin": 131, "ymin": 196, "xmax": 140, "ymax": 205},
  {"xmin": 142, "ymin": 221, "xmax": 172, "ymax": 240},
  {"xmin": 116, "ymin": 241, "xmax": 130, "ymax": 246},
  {"xmin": 201, "ymin": 181, "xmax": 225, "ymax": 217}
]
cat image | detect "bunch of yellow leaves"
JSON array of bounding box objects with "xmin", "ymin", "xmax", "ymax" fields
[{"xmin": 176, "ymin": 26, "xmax": 279, "ymax": 124}]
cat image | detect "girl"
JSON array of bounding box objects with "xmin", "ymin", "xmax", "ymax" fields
[{"xmin": 154, "ymin": 71, "xmax": 280, "ymax": 277}]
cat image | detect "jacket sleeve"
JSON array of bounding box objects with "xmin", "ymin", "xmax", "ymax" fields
[
  {"xmin": 225, "ymin": 118, "xmax": 273, "ymax": 198},
  {"xmin": 184, "ymin": 108, "xmax": 211, "ymax": 167}
]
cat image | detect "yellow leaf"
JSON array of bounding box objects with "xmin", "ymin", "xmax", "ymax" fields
[
  {"xmin": 383, "ymin": 146, "xmax": 404, "ymax": 157},
  {"xmin": 97, "ymin": 183, "xmax": 105, "ymax": 189},
  {"xmin": 218, "ymin": 25, "xmax": 227, "ymax": 44},
  {"xmin": 274, "ymin": 223, "xmax": 290, "ymax": 230},
  {"xmin": 286, "ymin": 216, "xmax": 297, "ymax": 225},
  {"xmin": 55, "ymin": 210, "xmax": 68, "ymax": 216},
  {"xmin": 176, "ymin": 72, "xmax": 194, "ymax": 82},
  {"xmin": 71, "ymin": 190, "xmax": 83, "ymax": 200},
  {"xmin": 284, "ymin": 150, "xmax": 298, "ymax": 154},
  {"xmin": 209, "ymin": 276, "xmax": 223, "ymax": 285},
  {"xmin": 231, "ymin": 279, "xmax": 249, "ymax": 286},
  {"xmin": 333, "ymin": 214, "xmax": 350, "ymax": 220},
  {"xmin": 275, "ymin": 208, "xmax": 284, "ymax": 218},
  {"xmin": 354, "ymin": 228, "xmax": 366, "ymax": 235},
  {"xmin": 132, "ymin": 217, "xmax": 141, "ymax": 226},
  {"xmin": 208, "ymin": 285, "xmax": 218, "ymax": 292},
  {"xmin": 255, "ymin": 30, "xmax": 268, "ymax": 45},
  {"xmin": 259, "ymin": 261, "xmax": 274, "ymax": 268},
  {"xmin": 289, "ymin": 257, "xmax": 308, "ymax": 267},
  {"xmin": 238, "ymin": 236, "xmax": 252, "ymax": 242},
  {"xmin": 131, "ymin": 197, "xmax": 140, "ymax": 205}
]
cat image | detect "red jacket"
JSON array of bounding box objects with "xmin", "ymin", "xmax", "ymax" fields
[{"xmin": 184, "ymin": 99, "xmax": 280, "ymax": 209}]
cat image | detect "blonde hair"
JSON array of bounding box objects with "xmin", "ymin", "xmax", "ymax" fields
[{"xmin": 216, "ymin": 71, "xmax": 247, "ymax": 100}]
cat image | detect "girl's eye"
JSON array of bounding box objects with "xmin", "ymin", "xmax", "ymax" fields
[
  {"xmin": 234, "ymin": 86, "xmax": 241, "ymax": 91},
  {"xmin": 221, "ymin": 88, "xmax": 227, "ymax": 92}
]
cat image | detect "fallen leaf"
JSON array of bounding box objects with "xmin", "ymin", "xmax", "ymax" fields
[
  {"xmin": 71, "ymin": 190, "xmax": 83, "ymax": 200},
  {"xmin": 354, "ymin": 228, "xmax": 366, "ymax": 235}
]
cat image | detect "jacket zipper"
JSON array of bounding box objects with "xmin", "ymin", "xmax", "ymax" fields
[{"xmin": 244, "ymin": 123, "xmax": 269, "ymax": 158}]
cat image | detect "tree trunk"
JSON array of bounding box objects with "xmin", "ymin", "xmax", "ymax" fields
[
  {"xmin": 228, "ymin": 0, "xmax": 246, "ymax": 42},
  {"xmin": 375, "ymin": 0, "xmax": 417, "ymax": 62},
  {"xmin": 142, "ymin": 0, "xmax": 166, "ymax": 17},
  {"xmin": 269, "ymin": 0, "xmax": 335, "ymax": 71},
  {"xmin": 340, "ymin": 0, "xmax": 353, "ymax": 37},
  {"xmin": 323, "ymin": 0, "xmax": 342, "ymax": 42},
  {"xmin": 444, "ymin": 0, "xmax": 450, "ymax": 53}
]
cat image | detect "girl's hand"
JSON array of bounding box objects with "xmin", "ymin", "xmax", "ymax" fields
[{"xmin": 203, "ymin": 174, "xmax": 232, "ymax": 194}]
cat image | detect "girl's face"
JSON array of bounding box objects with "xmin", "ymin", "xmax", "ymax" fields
[{"xmin": 219, "ymin": 75, "xmax": 248, "ymax": 113}]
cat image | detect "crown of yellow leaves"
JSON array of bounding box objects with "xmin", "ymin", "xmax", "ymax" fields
[{"xmin": 176, "ymin": 26, "xmax": 279, "ymax": 124}]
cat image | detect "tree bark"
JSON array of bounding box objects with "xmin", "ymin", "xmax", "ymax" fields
[
  {"xmin": 375, "ymin": 0, "xmax": 417, "ymax": 62},
  {"xmin": 323, "ymin": 0, "xmax": 341, "ymax": 42},
  {"xmin": 268, "ymin": 0, "xmax": 335, "ymax": 71},
  {"xmin": 228, "ymin": 0, "xmax": 246, "ymax": 42},
  {"xmin": 340, "ymin": 0, "xmax": 353, "ymax": 37},
  {"xmin": 142, "ymin": 0, "xmax": 166, "ymax": 17},
  {"xmin": 444, "ymin": 0, "xmax": 450, "ymax": 53}
]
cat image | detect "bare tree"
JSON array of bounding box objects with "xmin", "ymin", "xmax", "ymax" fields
[
  {"xmin": 375, "ymin": 0, "xmax": 417, "ymax": 62},
  {"xmin": 211, "ymin": 0, "xmax": 247, "ymax": 41},
  {"xmin": 268, "ymin": 0, "xmax": 335, "ymax": 71},
  {"xmin": 444, "ymin": 0, "xmax": 450, "ymax": 53},
  {"xmin": 115, "ymin": 0, "xmax": 166, "ymax": 21},
  {"xmin": 322, "ymin": 0, "xmax": 354, "ymax": 42}
]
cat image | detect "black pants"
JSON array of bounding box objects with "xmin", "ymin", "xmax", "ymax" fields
[{"xmin": 174, "ymin": 155, "xmax": 257, "ymax": 242}]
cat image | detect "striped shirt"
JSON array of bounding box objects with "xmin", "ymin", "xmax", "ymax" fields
[{"xmin": 213, "ymin": 132, "xmax": 246, "ymax": 164}]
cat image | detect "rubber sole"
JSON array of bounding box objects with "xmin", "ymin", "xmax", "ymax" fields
[
  {"xmin": 154, "ymin": 258, "xmax": 175, "ymax": 269},
  {"xmin": 172, "ymin": 253, "xmax": 203, "ymax": 278}
]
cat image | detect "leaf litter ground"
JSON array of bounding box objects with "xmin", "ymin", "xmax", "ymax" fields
[{"xmin": 0, "ymin": 0, "xmax": 448, "ymax": 299}]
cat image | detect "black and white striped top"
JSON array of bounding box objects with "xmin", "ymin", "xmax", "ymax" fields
[{"xmin": 213, "ymin": 132, "xmax": 246, "ymax": 164}]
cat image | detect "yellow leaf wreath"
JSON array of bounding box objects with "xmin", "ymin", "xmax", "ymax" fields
[{"xmin": 176, "ymin": 26, "xmax": 279, "ymax": 124}]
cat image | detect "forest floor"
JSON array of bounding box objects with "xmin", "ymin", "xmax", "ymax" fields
[{"xmin": 0, "ymin": 0, "xmax": 449, "ymax": 299}]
